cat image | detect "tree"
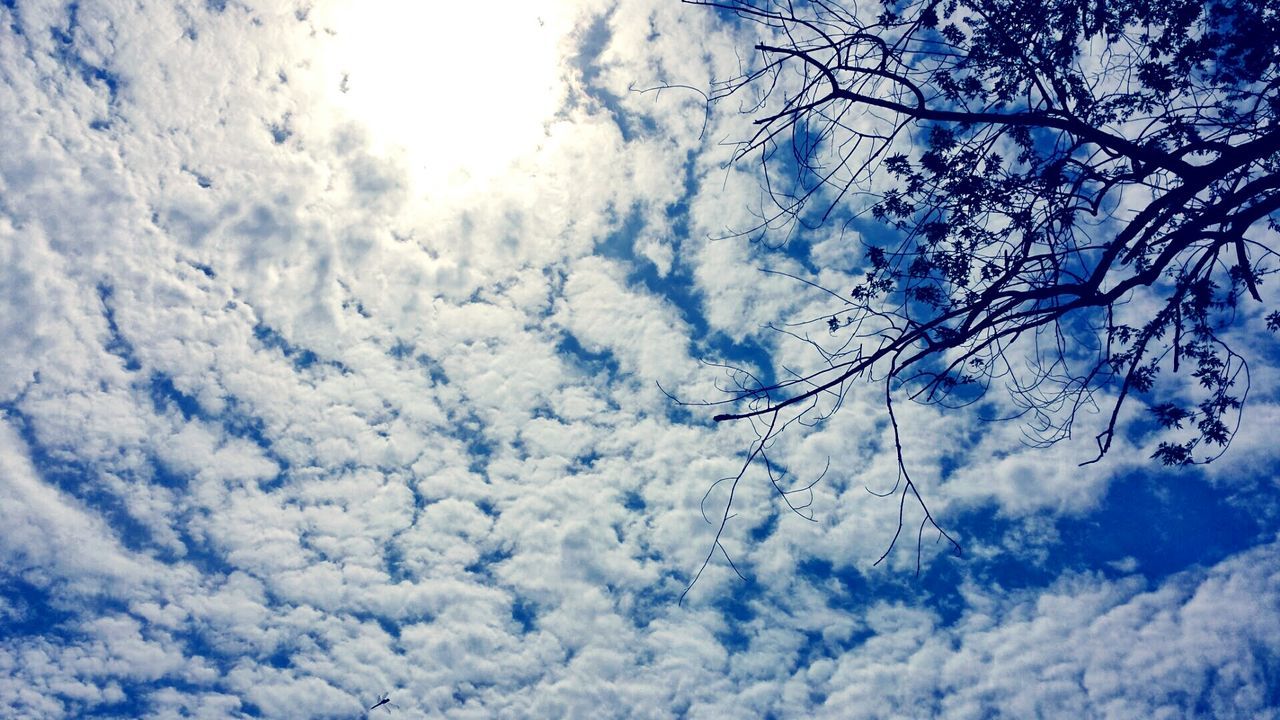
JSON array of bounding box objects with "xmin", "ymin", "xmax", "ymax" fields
[{"xmin": 677, "ymin": 0, "xmax": 1280, "ymax": 595}]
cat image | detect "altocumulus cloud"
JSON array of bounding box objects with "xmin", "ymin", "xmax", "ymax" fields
[{"xmin": 1, "ymin": 0, "xmax": 1279, "ymax": 718}]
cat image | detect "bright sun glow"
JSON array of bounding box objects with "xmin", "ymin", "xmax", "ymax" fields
[{"xmin": 322, "ymin": 2, "xmax": 569, "ymax": 197}]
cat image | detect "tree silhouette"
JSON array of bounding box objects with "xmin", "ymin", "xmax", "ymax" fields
[{"xmin": 677, "ymin": 0, "xmax": 1280, "ymax": 592}]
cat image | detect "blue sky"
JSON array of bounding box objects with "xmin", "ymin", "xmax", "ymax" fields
[{"xmin": 1, "ymin": 1, "xmax": 1279, "ymax": 718}]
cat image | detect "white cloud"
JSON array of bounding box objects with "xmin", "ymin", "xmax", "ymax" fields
[
  {"xmin": 0, "ymin": 415, "xmax": 159, "ymax": 594},
  {"xmin": 0, "ymin": 1, "xmax": 1276, "ymax": 718}
]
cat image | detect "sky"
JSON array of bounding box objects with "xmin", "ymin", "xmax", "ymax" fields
[{"xmin": 1, "ymin": 0, "xmax": 1279, "ymax": 718}]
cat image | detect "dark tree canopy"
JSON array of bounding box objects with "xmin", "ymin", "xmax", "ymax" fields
[{"xmin": 678, "ymin": 0, "xmax": 1280, "ymax": 591}]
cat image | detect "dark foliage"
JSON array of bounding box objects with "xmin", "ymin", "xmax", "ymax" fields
[{"xmin": 677, "ymin": 0, "xmax": 1280, "ymax": 592}]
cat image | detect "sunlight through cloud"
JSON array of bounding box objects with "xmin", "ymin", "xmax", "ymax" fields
[{"xmin": 321, "ymin": 1, "xmax": 570, "ymax": 198}]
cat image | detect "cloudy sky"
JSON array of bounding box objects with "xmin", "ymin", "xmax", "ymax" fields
[{"xmin": 2, "ymin": 1, "xmax": 1279, "ymax": 717}]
